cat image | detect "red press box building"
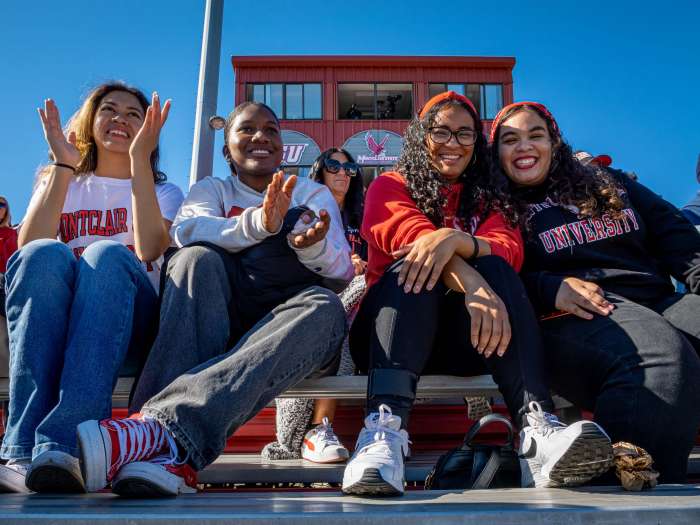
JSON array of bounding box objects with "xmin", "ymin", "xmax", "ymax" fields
[{"xmin": 232, "ymin": 55, "xmax": 515, "ymax": 185}]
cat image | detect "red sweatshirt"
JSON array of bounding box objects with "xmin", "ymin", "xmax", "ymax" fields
[
  {"xmin": 0, "ymin": 226, "xmax": 18, "ymax": 274},
  {"xmin": 362, "ymin": 171, "xmax": 524, "ymax": 288}
]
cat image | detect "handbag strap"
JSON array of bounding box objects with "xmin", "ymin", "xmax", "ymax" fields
[
  {"xmin": 471, "ymin": 449, "xmax": 502, "ymax": 490},
  {"xmin": 463, "ymin": 413, "xmax": 515, "ymax": 448}
]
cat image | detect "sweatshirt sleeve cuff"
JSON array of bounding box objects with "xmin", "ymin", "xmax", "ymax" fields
[
  {"xmin": 250, "ymin": 207, "xmax": 279, "ymax": 239},
  {"xmin": 292, "ymin": 237, "xmax": 327, "ymax": 262},
  {"xmin": 539, "ymin": 274, "xmax": 565, "ymax": 312}
]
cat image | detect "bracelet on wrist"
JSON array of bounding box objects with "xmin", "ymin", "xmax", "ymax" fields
[
  {"xmin": 469, "ymin": 235, "xmax": 480, "ymax": 260},
  {"xmin": 52, "ymin": 162, "xmax": 76, "ymax": 173}
]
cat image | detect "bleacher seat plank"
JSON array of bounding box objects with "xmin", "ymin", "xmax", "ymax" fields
[{"xmin": 1, "ymin": 485, "xmax": 700, "ymax": 524}]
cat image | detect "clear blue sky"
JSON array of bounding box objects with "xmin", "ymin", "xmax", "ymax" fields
[{"xmin": 2, "ymin": 1, "xmax": 699, "ymax": 221}]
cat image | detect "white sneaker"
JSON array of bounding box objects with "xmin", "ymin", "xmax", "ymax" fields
[
  {"xmin": 342, "ymin": 405, "xmax": 409, "ymax": 497},
  {"xmin": 26, "ymin": 450, "xmax": 85, "ymax": 493},
  {"xmin": 519, "ymin": 401, "xmax": 613, "ymax": 488},
  {"xmin": 112, "ymin": 455, "xmax": 198, "ymax": 498},
  {"xmin": 302, "ymin": 417, "xmax": 350, "ymax": 464},
  {"xmin": 0, "ymin": 460, "xmax": 31, "ymax": 493}
]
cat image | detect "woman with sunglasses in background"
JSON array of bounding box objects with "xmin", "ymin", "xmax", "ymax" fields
[
  {"xmin": 262, "ymin": 148, "xmax": 367, "ymax": 464},
  {"xmin": 489, "ymin": 101, "xmax": 700, "ymax": 483},
  {"xmin": 341, "ymin": 91, "xmax": 612, "ymax": 497}
]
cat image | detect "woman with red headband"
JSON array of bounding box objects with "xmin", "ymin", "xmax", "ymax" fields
[
  {"xmin": 341, "ymin": 92, "xmax": 612, "ymax": 497},
  {"xmin": 489, "ymin": 101, "xmax": 700, "ymax": 483}
]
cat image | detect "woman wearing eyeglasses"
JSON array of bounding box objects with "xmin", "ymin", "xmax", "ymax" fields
[
  {"xmin": 341, "ymin": 91, "xmax": 612, "ymax": 497},
  {"xmin": 262, "ymin": 148, "xmax": 367, "ymax": 464}
]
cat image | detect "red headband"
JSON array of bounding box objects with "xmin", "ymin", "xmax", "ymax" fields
[
  {"xmin": 419, "ymin": 90, "xmax": 477, "ymax": 119},
  {"xmin": 489, "ymin": 101, "xmax": 560, "ymax": 143}
]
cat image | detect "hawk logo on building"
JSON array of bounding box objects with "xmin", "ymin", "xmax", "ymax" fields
[
  {"xmin": 365, "ymin": 132, "xmax": 389, "ymax": 156},
  {"xmin": 282, "ymin": 144, "xmax": 308, "ymax": 165}
]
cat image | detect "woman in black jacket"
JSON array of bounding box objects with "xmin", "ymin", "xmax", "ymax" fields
[{"xmin": 489, "ymin": 100, "xmax": 700, "ymax": 483}]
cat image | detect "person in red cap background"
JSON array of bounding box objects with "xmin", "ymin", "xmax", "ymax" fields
[
  {"xmin": 341, "ymin": 91, "xmax": 612, "ymax": 497},
  {"xmin": 490, "ymin": 101, "xmax": 700, "ymax": 483}
]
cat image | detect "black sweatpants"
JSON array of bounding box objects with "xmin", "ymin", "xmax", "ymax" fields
[
  {"xmin": 541, "ymin": 291, "xmax": 700, "ymax": 483},
  {"xmin": 350, "ymin": 255, "xmax": 553, "ymax": 428}
]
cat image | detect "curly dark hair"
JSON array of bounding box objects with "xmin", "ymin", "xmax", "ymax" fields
[
  {"xmin": 397, "ymin": 99, "xmax": 518, "ymax": 228},
  {"xmin": 309, "ymin": 148, "xmax": 364, "ymax": 230},
  {"xmin": 489, "ymin": 103, "xmax": 626, "ymax": 230}
]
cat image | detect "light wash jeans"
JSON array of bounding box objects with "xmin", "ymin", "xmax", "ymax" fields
[
  {"xmin": 1, "ymin": 239, "xmax": 157, "ymax": 460},
  {"xmin": 130, "ymin": 241, "xmax": 346, "ymax": 471}
]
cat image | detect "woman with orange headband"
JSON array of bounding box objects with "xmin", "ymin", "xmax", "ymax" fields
[
  {"xmin": 489, "ymin": 101, "xmax": 700, "ymax": 483},
  {"xmin": 341, "ymin": 92, "xmax": 612, "ymax": 497}
]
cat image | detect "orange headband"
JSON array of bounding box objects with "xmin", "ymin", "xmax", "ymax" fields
[
  {"xmin": 418, "ymin": 90, "xmax": 478, "ymax": 119},
  {"xmin": 489, "ymin": 101, "xmax": 560, "ymax": 143}
]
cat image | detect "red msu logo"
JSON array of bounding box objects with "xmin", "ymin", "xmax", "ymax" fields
[{"xmin": 282, "ymin": 144, "xmax": 308, "ymax": 165}]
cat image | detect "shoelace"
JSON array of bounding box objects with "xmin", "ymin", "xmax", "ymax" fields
[
  {"xmin": 355, "ymin": 405, "xmax": 410, "ymax": 460},
  {"xmin": 109, "ymin": 416, "xmax": 179, "ymax": 471},
  {"xmin": 315, "ymin": 417, "xmax": 341, "ymax": 446},
  {"xmin": 526, "ymin": 401, "xmax": 567, "ymax": 438}
]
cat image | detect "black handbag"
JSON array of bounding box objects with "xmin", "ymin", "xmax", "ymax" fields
[{"xmin": 424, "ymin": 413, "xmax": 521, "ymax": 490}]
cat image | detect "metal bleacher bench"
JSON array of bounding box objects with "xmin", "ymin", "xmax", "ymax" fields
[{"xmin": 0, "ymin": 373, "xmax": 572, "ymax": 407}]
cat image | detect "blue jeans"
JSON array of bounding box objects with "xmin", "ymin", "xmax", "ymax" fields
[{"xmin": 1, "ymin": 239, "xmax": 158, "ymax": 460}]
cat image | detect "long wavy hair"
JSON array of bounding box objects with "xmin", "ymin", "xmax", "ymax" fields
[
  {"xmin": 309, "ymin": 148, "xmax": 364, "ymax": 230},
  {"xmin": 490, "ymin": 104, "xmax": 625, "ymax": 229},
  {"xmin": 42, "ymin": 82, "xmax": 166, "ymax": 183},
  {"xmin": 0, "ymin": 195, "xmax": 11, "ymax": 227},
  {"xmin": 397, "ymin": 99, "xmax": 518, "ymax": 228}
]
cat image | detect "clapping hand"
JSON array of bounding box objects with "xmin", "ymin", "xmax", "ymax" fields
[
  {"xmin": 289, "ymin": 209, "xmax": 331, "ymax": 249},
  {"xmin": 38, "ymin": 99, "xmax": 81, "ymax": 169},
  {"xmin": 262, "ymin": 171, "xmax": 296, "ymax": 234},
  {"xmin": 130, "ymin": 92, "xmax": 170, "ymax": 160}
]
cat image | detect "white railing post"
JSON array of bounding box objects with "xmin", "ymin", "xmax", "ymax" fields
[{"xmin": 189, "ymin": 0, "xmax": 224, "ymax": 186}]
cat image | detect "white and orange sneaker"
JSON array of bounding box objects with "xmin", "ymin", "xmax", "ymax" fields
[
  {"xmin": 112, "ymin": 455, "xmax": 197, "ymax": 497},
  {"xmin": 77, "ymin": 413, "xmax": 177, "ymax": 492},
  {"xmin": 301, "ymin": 417, "xmax": 350, "ymax": 464}
]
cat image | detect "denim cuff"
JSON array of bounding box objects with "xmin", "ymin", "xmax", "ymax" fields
[
  {"xmin": 0, "ymin": 443, "xmax": 33, "ymax": 461},
  {"xmin": 32, "ymin": 442, "xmax": 79, "ymax": 460},
  {"xmin": 141, "ymin": 407, "xmax": 208, "ymax": 472}
]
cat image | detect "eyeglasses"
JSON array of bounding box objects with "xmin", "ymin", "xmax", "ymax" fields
[
  {"xmin": 428, "ymin": 127, "xmax": 477, "ymax": 146},
  {"xmin": 324, "ymin": 158, "xmax": 359, "ymax": 177},
  {"xmin": 0, "ymin": 203, "xmax": 6, "ymax": 209}
]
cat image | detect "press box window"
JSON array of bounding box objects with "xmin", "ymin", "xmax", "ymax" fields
[
  {"xmin": 246, "ymin": 83, "xmax": 322, "ymax": 119},
  {"xmin": 428, "ymin": 83, "xmax": 503, "ymax": 119},
  {"xmin": 338, "ymin": 83, "xmax": 413, "ymax": 120}
]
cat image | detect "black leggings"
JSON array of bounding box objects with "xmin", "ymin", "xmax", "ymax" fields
[
  {"xmin": 350, "ymin": 255, "xmax": 553, "ymax": 428},
  {"xmin": 541, "ymin": 292, "xmax": 700, "ymax": 483}
]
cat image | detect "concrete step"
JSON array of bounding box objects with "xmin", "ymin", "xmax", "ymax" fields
[
  {"xmin": 199, "ymin": 447, "xmax": 700, "ymax": 486},
  {"xmin": 200, "ymin": 452, "xmax": 442, "ymax": 485},
  {"xmin": 1, "ymin": 485, "xmax": 699, "ymax": 524}
]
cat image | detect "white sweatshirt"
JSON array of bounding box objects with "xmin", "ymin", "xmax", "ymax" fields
[{"xmin": 171, "ymin": 175, "xmax": 354, "ymax": 282}]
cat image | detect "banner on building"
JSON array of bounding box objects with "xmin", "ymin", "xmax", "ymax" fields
[{"xmin": 342, "ymin": 130, "xmax": 403, "ymax": 166}]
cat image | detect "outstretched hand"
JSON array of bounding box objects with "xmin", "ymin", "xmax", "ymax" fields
[
  {"xmin": 130, "ymin": 92, "xmax": 171, "ymax": 160},
  {"xmin": 289, "ymin": 209, "xmax": 331, "ymax": 249},
  {"xmin": 262, "ymin": 172, "xmax": 296, "ymax": 233},
  {"xmin": 37, "ymin": 99, "xmax": 81, "ymax": 169}
]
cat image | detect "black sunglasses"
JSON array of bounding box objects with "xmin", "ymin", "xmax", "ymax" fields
[
  {"xmin": 324, "ymin": 158, "xmax": 359, "ymax": 177},
  {"xmin": 0, "ymin": 203, "xmax": 6, "ymax": 209}
]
